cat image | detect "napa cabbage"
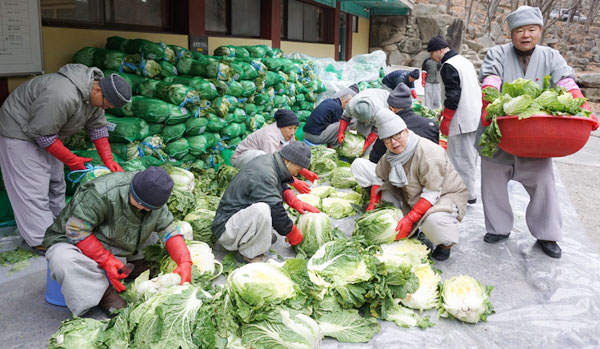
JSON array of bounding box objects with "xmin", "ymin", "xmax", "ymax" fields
[
  {"xmin": 338, "ymin": 132, "xmax": 365, "ymax": 159},
  {"xmin": 321, "ymin": 198, "xmax": 355, "ymax": 219},
  {"xmin": 353, "ymin": 207, "xmax": 403, "ymax": 245},
  {"xmin": 295, "ymin": 212, "xmax": 333, "ymax": 257},
  {"xmin": 400, "ymin": 263, "xmax": 440, "ymax": 311},
  {"xmin": 440, "ymin": 275, "xmax": 494, "ymax": 324}
]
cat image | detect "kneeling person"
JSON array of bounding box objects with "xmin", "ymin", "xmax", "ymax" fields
[
  {"xmin": 212, "ymin": 141, "xmax": 320, "ymax": 263},
  {"xmin": 43, "ymin": 167, "xmax": 192, "ymax": 316},
  {"xmin": 364, "ymin": 109, "xmax": 468, "ymax": 261}
]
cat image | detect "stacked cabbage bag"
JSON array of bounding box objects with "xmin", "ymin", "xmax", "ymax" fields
[{"xmin": 70, "ymin": 40, "xmax": 326, "ymax": 173}]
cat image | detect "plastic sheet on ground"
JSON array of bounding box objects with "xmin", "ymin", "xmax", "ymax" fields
[
  {"xmin": 285, "ymin": 51, "xmax": 387, "ymax": 100},
  {"xmin": 211, "ymin": 160, "xmax": 600, "ymax": 347}
]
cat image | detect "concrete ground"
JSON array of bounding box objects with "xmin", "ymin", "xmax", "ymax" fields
[{"xmin": 1, "ymin": 130, "xmax": 599, "ymax": 348}]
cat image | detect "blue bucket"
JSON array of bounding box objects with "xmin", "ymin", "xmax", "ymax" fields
[
  {"xmin": 303, "ymin": 139, "xmax": 318, "ymax": 147},
  {"xmin": 45, "ymin": 266, "xmax": 66, "ymax": 307}
]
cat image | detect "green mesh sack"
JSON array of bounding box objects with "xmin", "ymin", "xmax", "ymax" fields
[
  {"xmin": 221, "ymin": 122, "xmax": 246, "ymax": 139},
  {"xmin": 226, "ymin": 80, "xmax": 242, "ymax": 97},
  {"xmin": 243, "ymin": 45, "xmax": 269, "ymax": 58},
  {"xmin": 147, "ymin": 122, "xmax": 164, "ymax": 135},
  {"xmin": 186, "ymin": 135, "xmax": 210, "ymax": 155},
  {"xmin": 73, "ymin": 47, "xmax": 96, "ymax": 66},
  {"xmin": 211, "ymin": 97, "xmax": 230, "ymax": 117},
  {"xmin": 130, "ymin": 96, "xmax": 172, "ymax": 123},
  {"xmin": 244, "ymin": 103, "xmax": 257, "ymax": 116},
  {"xmin": 253, "ymin": 93, "xmax": 270, "ymax": 106},
  {"xmin": 180, "ymin": 153, "xmax": 196, "ymax": 163},
  {"xmin": 162, "ymin": 44, "xmax": 176, "ymax": 63},
  {"xmin": 107, "ymin": 101, "xmax": 134, "ymax": 117},
  {"xmin": 272, "ymin": 95, "xmax": 287, "ymax": 108},
  {"xmin": 316, "ymin": 80, "xmax": 327, "ymax": 93},
  {"xmin": 279, "ymin": 59, "xmax": 297, "ymax": 74},
  {"xmin": 263, "ymin": 71, "xmax": 281, "ymax": 87},
  {"xmin": 86, "ymin": 48, "xmax": 129, "ymax": 72},
  {"xmin": 261, "ymin": 58, "xmax": 282, "ymax": 71},
  {"xmin": 165, "ymin": 138, "xmax": 190, "ymax": 160},
  {"xmin": 239, "ymin": 80, "xmax": 257, "ymax": 98},
  {"xmin": 295, "ymin": 93, "xmax": 306, "ymax": 103},
  {"xmin": 287, "ymin": 70, "xmax": 299, "ymax": 83},
  {"xmin": 203, "ymin": 59, "xmax": 233, "ymax": 81},
  {"xmin": 140, "ymin": 135, "xmax": 168, "ymax": 160},
  {"xmin": 203, "ymin": 132, "xmax": 221, "ymax": 149},
  {"xmin": 165, "ymin": 106, "xmax": 191, "ymax": 125},
  {"xmin": 225, "ymin": 109, "xmax": 247, "ymax": 123},
  {"xmin": 141, "ymin": 156, "xmax": 165, "ymax": 168},
  {"xmin": 208, "ymin": 79, "xmax": 228, "ymax": 96},
  {"xmin": 299, "ymin": 101, "xmax": 314, "ymax": 110},
  {"xmin": 245, "ymin": 114, "xmax": 265, "ymax": 132},
  {"xmin": 184, "ymin": 117, "xmax": 208, "ymax": 136},
  {"xmin": 231, "ymin": 61, "xmax": 258, "ymax": 80},
  {"xmin": 161, "ymin": 123, "xmax": 187, "ymax": 143},
  {"xmin": 154, "ymin": 82, "xmax": 198, "ymax": 106},
  {"xmin": 137, "ymin": 57, "xmax": 162, "ymax": 78},
  {"xmin": 273, "ymin": 83, "xmax": 286, "ymax": 95},
  {"xmin": 105, "ymin": 115, "xmax": 149, "ymax": 143},
  {"xmin": 168, "ymin": 45, "xmax": 193, "ymax": 61},
  {"xmin": 297, "ymin": 110, "xmax": 311, "ymax": 122},
  {"xmin": 111, "ymin": 142, "xmax": 140, "ymax": 161},
  {"xmin": 105, "ymin": 36, "xmax": 127, "ymax": 51},
  {"xmin": 207, "ymin": 114, "xmax": 227, "ymax": 132},
  {"xmin": 136, "ymin": 79, "xmax": 161, "ymax": 98},
  {"xmin": 159, "ymin": 60, "xmax": 178, "ymax": 78},
  {"xmin": 166, "ymin": 76, "xmax": 219, "ymax": 100},
  {"xmin": 225, "ymin": 95, "xmax": 239, "ymax": 109},
  {"xmin": 176, "ymin": 57, "xmax": 207, "ymax": 76},
  {"xmin": 214, "ymin": 45, "xmax": 249, "ymax": 58},
  {"xmin": 113, "ymin": 37, "xmax": 165, "ymax": 61},
  {"xmin": 118, "ymin": 158, "xmax": 145, "ymax": 172}
]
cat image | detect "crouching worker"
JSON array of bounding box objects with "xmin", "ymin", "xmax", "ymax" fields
[
  {"xmin": 43, "ymin": 166, "xmax": 192, "ymax": 316},
  {"xmin": 363, "ymin": 109, "xmax": 468, "ymax": 261},
  {"xmin": 230, "ymin": 109, "xmax": 318, "ymax": 193},
  {"xmin": 212, "ymin": 141, "xmax": 320, "ymax": 263}
]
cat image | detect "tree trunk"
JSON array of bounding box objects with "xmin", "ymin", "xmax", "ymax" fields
[{"xmin": 583, "ymin": 0, "xmax": 599, "ymax": 34}]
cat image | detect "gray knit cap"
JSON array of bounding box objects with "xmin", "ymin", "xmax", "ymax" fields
[
  {"xmin": 387, "ymin": 83, "xmax": 412, "ymax": 109},
  {"xmin": 279, "ymin": 141, "xmax": 311, "ymax": 169},
  {"xmin": 376, "ymin": 109, "xmax": 407, "ymax": 139},
  {"xmin": 99, "ymin": 73, "xmax": 132, "ymax": 108},
  {"xmin": 507, "ymin": 6, "xmax": 544, "ymax": 31}
]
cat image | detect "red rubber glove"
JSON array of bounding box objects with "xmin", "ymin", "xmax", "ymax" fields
[
  {"xmin": 439, "ymin": 108, "xmax": 456, "ymax": 137},
  {"xmin": 165, "ymin": 235, "xmax": 192, "ymax": 285},
  {"xmin": 395, "ymin": 198, "xmax": 433, "ymax": 240},
  {"xmin": 337, "ymin": 119, "xmax": 350, "ymax": 144},
  {"xmin": 421, "ymin": 72, "xmax": 426, "ymax": 88},
  {"xmin": 286, "ymin": 224, "xmax": 303, "ymax": 246},
  {"xmin": 93, "ymin": 137, "xmax": 124, "ymax": 172},
  {"xmin": 366, "ymin": 185, "xmax": 382, "ymax": 212},
  {"xmin": 283, "ymin": 189, "xmax": 320, "ymax": 214},
  {"xmin": 291, "ymin": 177, "xmax": 311, "ymax": 194},
  {"xmin": 411, "ymin": 89, "xmax": 418, "ymax": 99},
  {"xmin": 46, "ymin": 139, "xmax": 92, "ymax": 171},
  {"xmin": 480, "ymin": 85, "xmax": 496, "ymax": 127},
  {"xmin": 362, "ymin": 132, "xmax": 379, "ymax": 155},
  {"xmin": 569, "ymin": 88, "xmax": 599, "ymax": 130},
  {"xmin": 298, "ymin": 168, "xmax": 318, "ymax": 183},
  {"xmin": 76, "ymin": 234, "xmax": 128, "ymax": 292}
]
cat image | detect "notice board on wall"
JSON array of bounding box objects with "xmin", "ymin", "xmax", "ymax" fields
[{"xmin": 0, "ymin": 0, "xmax": 43, "ymax": 77}]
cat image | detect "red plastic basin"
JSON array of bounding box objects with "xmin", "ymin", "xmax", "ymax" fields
[{"xmin": 496, "ymin": 114, "xmax": 595, "ymax": 158}]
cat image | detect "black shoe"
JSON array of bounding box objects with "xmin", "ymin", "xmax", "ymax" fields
[
  {"xmin": 234, "ymin": 251, "xmax": 266, "ymax": 264},
  {"xmin": 537, "ymin": 240, "xmax": 561, "ymax": 258},
  {"xmin": 484, "ymin": 232, "xmax": 510, "ymax": 243},
  {"xmin": 467, "ymin": 198, "xmax": 477, "ymax": 204},
  {"xmin": 414, "ymin": 230, "xmax": 434, "ymax": 251},
  {"xmin": 432, "ymin": 244, "xmax": 452, "ymax": 261},
  {"xmin": 271, "ymin": 233, "xmax": 278, "ymax": 244}
]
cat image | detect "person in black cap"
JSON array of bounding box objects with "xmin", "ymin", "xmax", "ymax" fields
[
  {"xmin": 0, "ymin": 64, "xmax": 131, "ymax": 251},
  {"xmin": 387, "ymin": 83, "xmax": 439, "ymax": 145},
  {"xmin": 382, "ymin": 68, "xmax": 420, "ymax": 98},
  {"xmin": 213, "ymin": 141, "xmax": 320, "ymax": 263},
  {"xmin": 427, "ymin": 35, "xmax": 481, "ymax": 205},
  {"xmin": 231, "ymin": 109, "xmax": 319, "ymax": 193},
  {"xmin": 42, "ymin": 166, "xmax": 192, "ymax": 315}
]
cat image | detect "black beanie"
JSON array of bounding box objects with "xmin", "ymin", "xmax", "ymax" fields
[
  {"xmin": 274, "ymin": 109, "xmax": 299, "ymax": 128},
  {"xmin": 427, "ymin": 35, "xmax": 449, "ymax": 52},
  {"xmin": 409, "ymin": 69, "xmax": 420, "ymax": 79},
  {"xmin": 99, "ymin": 73, "xmax": 132, "ymax": 108},
  {"xmin": 130, "ymin": 166, "xmax": 174, "ymax": 210}
]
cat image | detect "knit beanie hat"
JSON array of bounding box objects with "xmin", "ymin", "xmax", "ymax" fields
[
  {"xmin": 99, "ymin": 73, "xmax": 132, "ymax": 108},
  {"xmin": 376, "ymin": 109, "xmax": 407, "ymax": 139},
  {"xmin": 353, "ymin": 101, "xmax": 373, "ymax": 123},
  {"xmin": 507, "ymin": 6, "xmax": 543, "ymax": 31},
  {"xmin": 427, "ymin": 35, "xmax": 449, "ymax": 52},
  {"xmin": 387, "ymin": 83, "xmax": 413, "ymax": 109},
  {"xmin": 279, "ymin": 141, "xmax": 311, "ymax": 169},
  {"xmin": 274, "ymin": 109, "xmax": 300, "ymax": 128},
  {"xmin": 409, "ymin": 69, "xmax": 420, "ymax": 79},
  {"xmin": 130, "ymin": 166, "xmax": 174, "ymax": 210}
]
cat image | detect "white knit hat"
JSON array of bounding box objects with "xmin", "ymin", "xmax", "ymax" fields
[
  {"xmin": 507, "ymin": 6, "xmax": 543, "ymax": 31},
  {"xmin": 375, "ymin": 109, "xmax": 407, "ymax": 139}
]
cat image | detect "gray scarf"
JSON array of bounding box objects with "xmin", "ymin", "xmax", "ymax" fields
[{"xmin": 386, "ymin": 130, "xmax": 419, "ymax": 187}]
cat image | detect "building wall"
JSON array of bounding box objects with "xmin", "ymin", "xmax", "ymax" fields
[
  {"xmin": 351, "ymin": 16, "xmax": 370, "ymax": 57},
  {"xmin": 281, "ymin": 41, "xmax": 335, "ymax": 58},
  {"xmin": 7, "ymin": 27, "xmax": 188, "ymax": 92}
]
